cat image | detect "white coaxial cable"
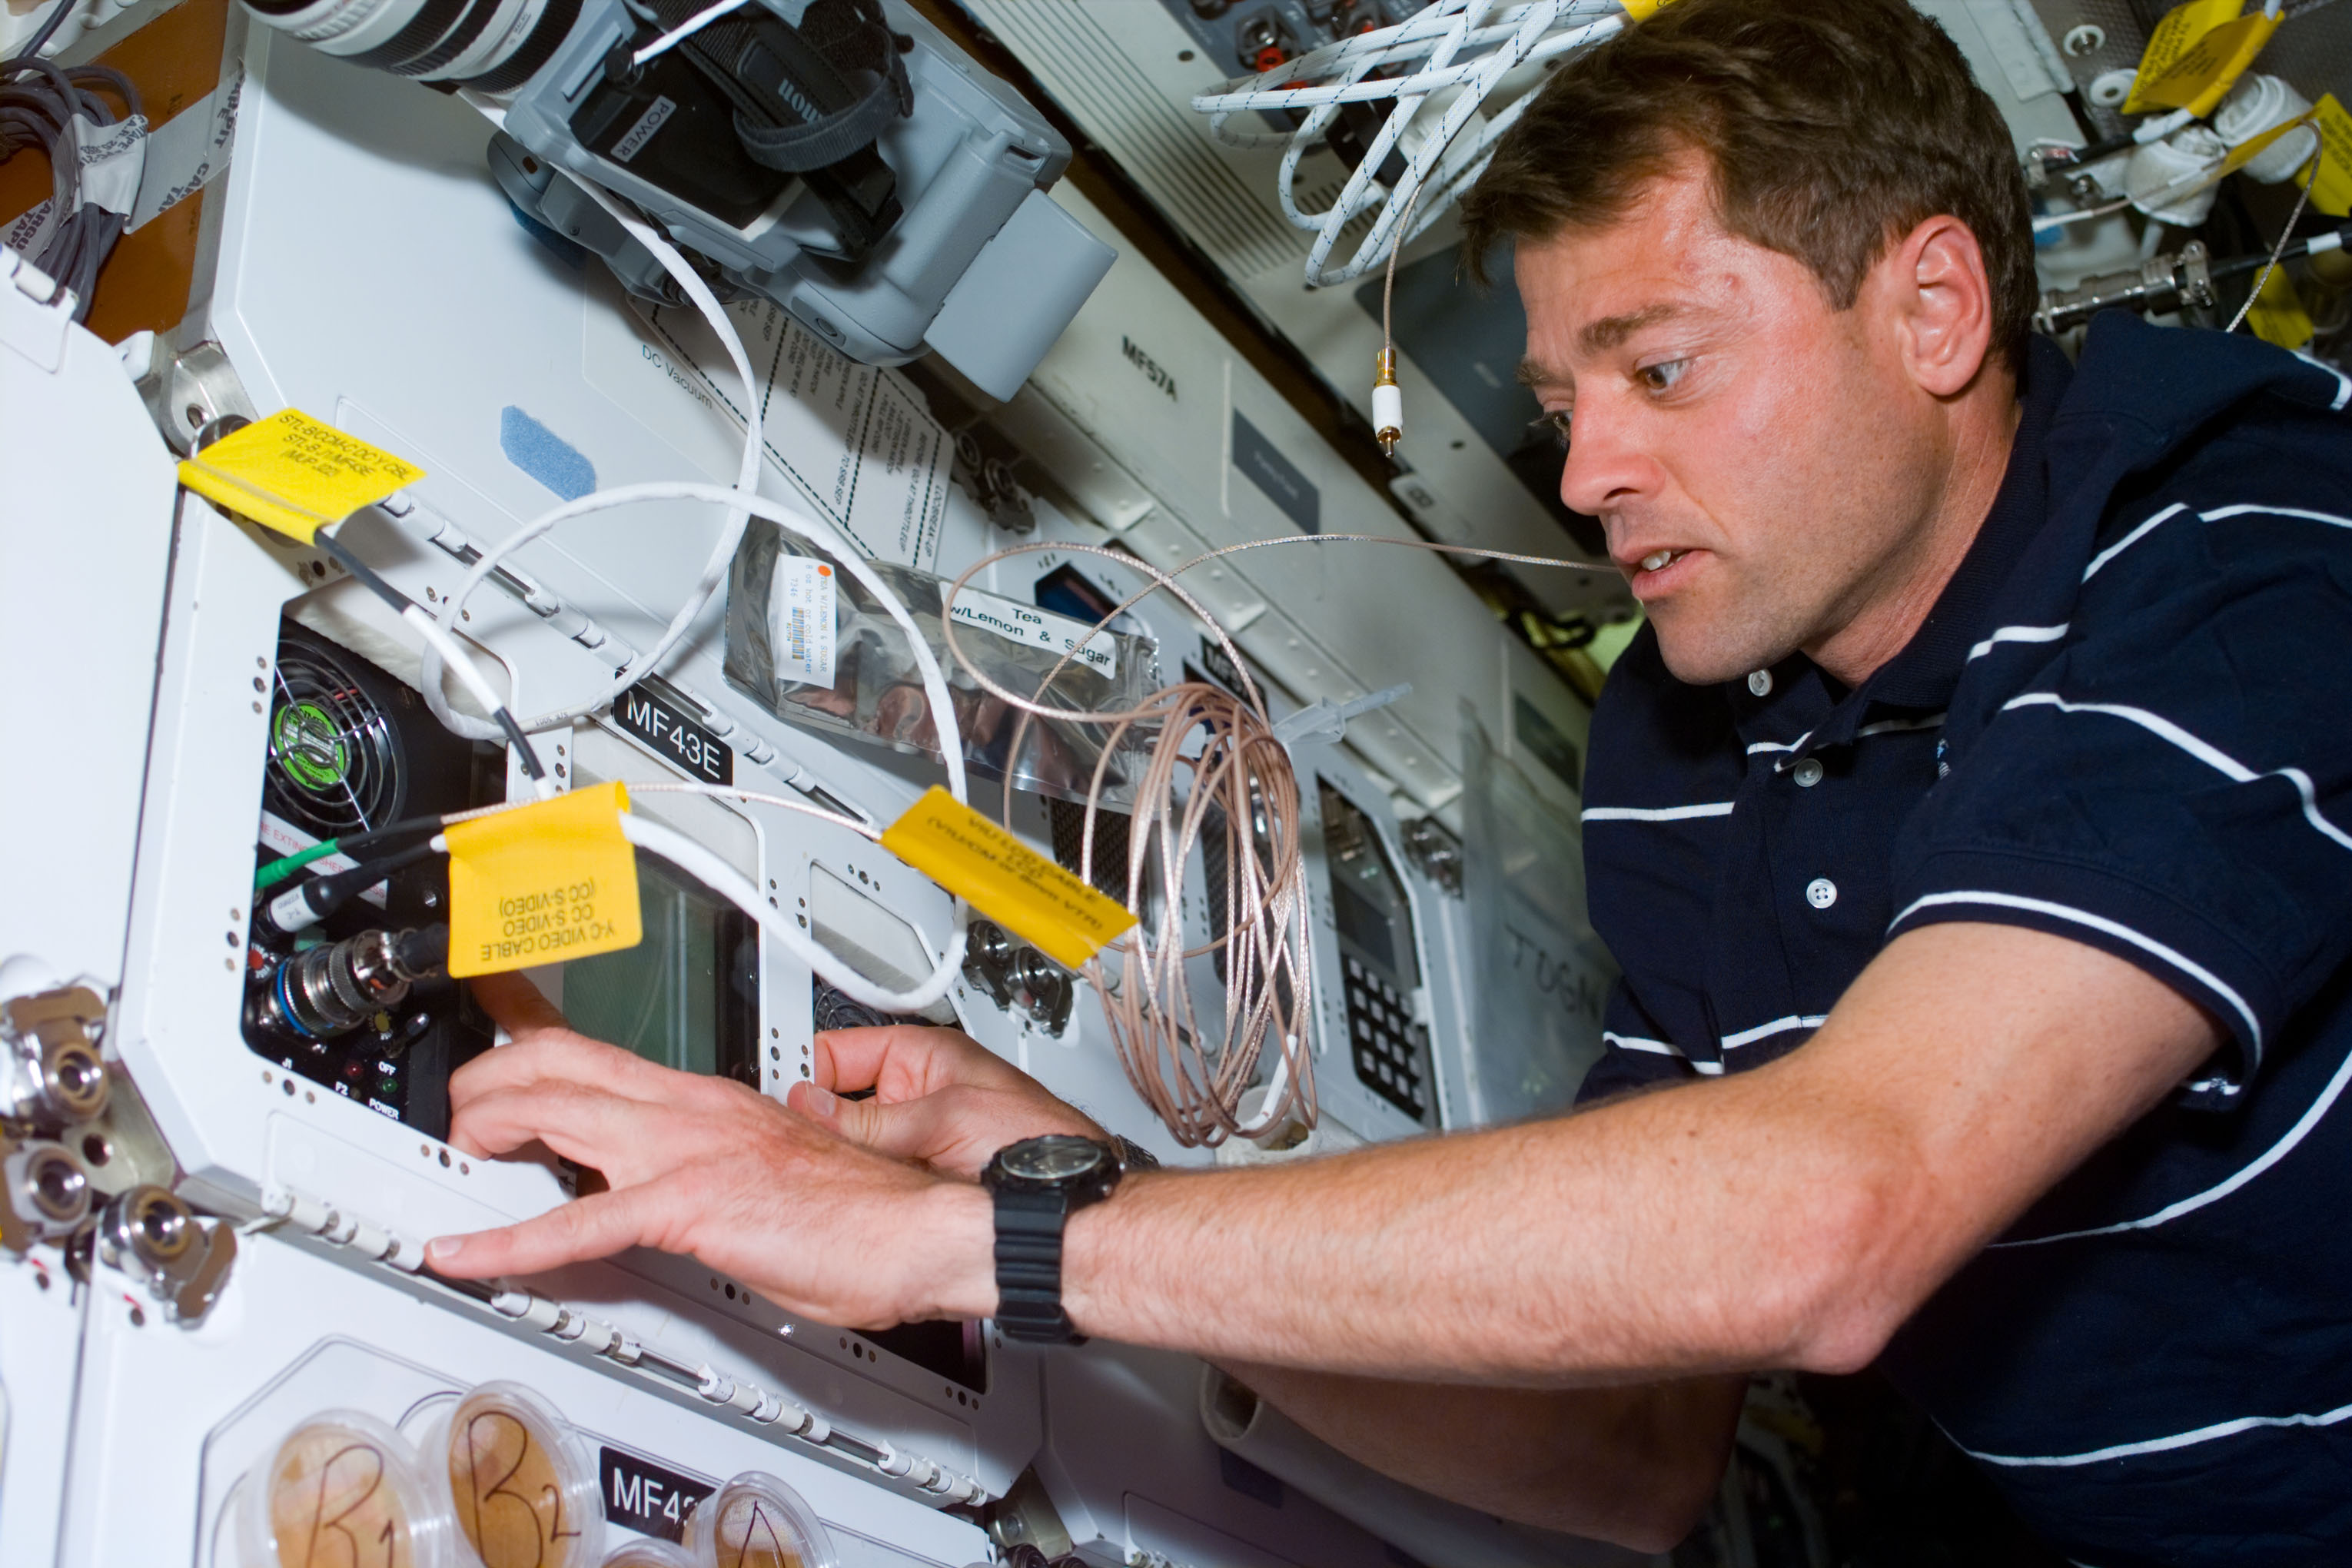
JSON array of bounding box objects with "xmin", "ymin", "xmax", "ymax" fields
[
  {"xmin": 1189, "ymin": 0, "xmax": 1628, "ymax": 287},
  {"xmin": 418, "ymin": 178, "xmax": 763, "ymax": 744}
]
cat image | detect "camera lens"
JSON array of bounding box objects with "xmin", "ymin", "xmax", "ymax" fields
[{"xmin": 241, "ymin": 0, "xmax": 581, "ymax": 91}]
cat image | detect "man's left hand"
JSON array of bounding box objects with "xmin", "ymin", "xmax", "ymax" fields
[{"xmin": 424, "ymin": 972, "xmax": 996, "ymax": 1328}]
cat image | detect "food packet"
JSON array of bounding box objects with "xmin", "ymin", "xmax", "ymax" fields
[{"xmin": 724, "ymin": 519, "xmax": 1158, "ymax": 806}]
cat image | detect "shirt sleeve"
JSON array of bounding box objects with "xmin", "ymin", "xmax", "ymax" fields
[
  {"xmin": 1889, "ymin": 493, "xmax": 2352, "ymax": 1108},
  {"xmin": 1578, "ymin": 975, "xmax": 1704, "ymax": 1105}
]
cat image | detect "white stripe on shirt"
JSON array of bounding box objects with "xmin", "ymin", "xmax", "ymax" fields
[
  {"xmin": 2294, "ymin": 350, "xmax": 2352, "ymax": 411},
  {"xmin": 1719, "ymin": 1014, "xmax": 1829, "ymax": 1051},
  {"xmin": 2084, "ymin": 500, "xmax": 2352, "ymax": 580},
  {"xmin": 1959, "ymin": 1397, "xmax": 2352, "ymax": 1469},
  {"xmin": 2003, "ymin": 692, "xmax": 2352, "ymax": 855},
  {"xmin": 1995, "ymin": 1041, "xmax": 2352, "ymax": 1248},
  {"xmin": 1601, "ymin": 1031, "xmax": 1724, "ymax": 1075},
  {"xmin": 1966, "ymin": 624, "xmax": 2068, "ymax": 662},
  {"xmin": 1890, "ymin": 889, "xmax": 2263, "ymax": 1049},
  {"xmin": 1582, "ymin": 802, "xmax": 1736, "ymax": 822},
  {"xmin": 2082, "ymin": 503, "xmax": 2188, "ymax": 580}
]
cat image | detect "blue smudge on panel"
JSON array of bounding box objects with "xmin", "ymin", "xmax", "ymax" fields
[{"xmin": 500, "ymin": 406, "xmax": 596, "ymax": 500}]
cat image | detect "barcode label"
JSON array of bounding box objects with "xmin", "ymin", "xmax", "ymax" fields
[{"xmin": 771, "ymin": 556, "xmax": 839, "ymax": 687}]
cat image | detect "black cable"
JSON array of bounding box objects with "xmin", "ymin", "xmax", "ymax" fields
[
  {"xmin": 258, "ymin": 839, "xmax": 446, "ymax": 938},
  {"xmin": 0, "ymin": 30, "xmax": 141, "ymax": 323},
  {"xmin": 3, "ymin": 1, "xmax": 74, "ymax": 68},
  {"xmin": 311, "ymin": 530, "xmax": 550, "ymax": 785}
]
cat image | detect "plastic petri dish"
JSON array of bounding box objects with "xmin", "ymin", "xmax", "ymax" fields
[
  {"xmin": 428, "ymin": 1381, "xmax": 606, "ymax": 1568},
  {"xmin": 597, "ymin": 1539, "xmax": 699, "ymax": 1568},
  {"xmin": 683, "ymin": 1472, "xmax": 836, "ymax": 1568},
  {"xmin": 237, "ymin": 1407, "xmax": 454, "ymax": 1568}
]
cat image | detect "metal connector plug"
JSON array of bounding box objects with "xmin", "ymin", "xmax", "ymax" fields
[{"xmin": 1372, "ymin": 347, "xmax": 1403, "ymax": 457}]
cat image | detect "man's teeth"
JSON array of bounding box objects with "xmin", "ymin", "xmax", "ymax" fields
[{"xmin": 1639, "ymin": 549, "xmax": 1683, "ymax": 573}]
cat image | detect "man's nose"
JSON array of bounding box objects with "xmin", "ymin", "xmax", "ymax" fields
[{"xmin": 1556, "ymin": 399, "xmax": 1654, "ymax": 520}]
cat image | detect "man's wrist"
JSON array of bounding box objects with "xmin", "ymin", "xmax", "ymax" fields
[{"xmin": 920, "ymin": 1179, "xmax": 999, "ymax": 1321}]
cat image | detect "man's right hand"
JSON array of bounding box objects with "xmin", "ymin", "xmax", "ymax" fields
[{"xmin": 788, "ymin": 1024, "xmax": 1109, "ymax": 1179}]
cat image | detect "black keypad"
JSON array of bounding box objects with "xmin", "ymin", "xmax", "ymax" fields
[{"xmin": 1343, "ymin": 960, "xmax": 1429, "ymax": 1122}]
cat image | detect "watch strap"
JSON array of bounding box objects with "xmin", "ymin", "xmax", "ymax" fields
[{"xmin": 992, "ymin": 1184, "xmax": 1082, "ymax": 1344}]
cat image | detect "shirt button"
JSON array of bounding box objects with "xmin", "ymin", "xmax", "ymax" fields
[
  {"xmin": 1746, "ymin": 669, "xmax": 1773, "ymax": 697},
  {"xmin": 1806, "ymin": 877, "xmax": 1838, "ymax": 909},
  {"xmin": 1792, "ymin": 758, "xmax": 1825, "ymax": 788}
]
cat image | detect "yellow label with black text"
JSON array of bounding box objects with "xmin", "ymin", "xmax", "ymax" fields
[
  {"xmin": 880, "ymin": 787, "xmax": 1137, "ymax": 970},
  {"xmin": 2311, "ymin": 94, "xmax": 2352, "ymax": 217},
  {"xmin": 2126, "ymin": 5, "xmax": 2274, "ymax": 115},
  {"xmin": 2247, "ymin": 266, "xmax": 2314, "ymax": 349},
  {"xmin": 176, "ymin": 408, "xmax": 424, "ymax": 543},
  {"xmin": 1619, "ymin": 0, "xmax": 1673, "ymax": 18},
  {"xmin": 447, "ymin": 783, "xmax": 642, "ymax": 978}
]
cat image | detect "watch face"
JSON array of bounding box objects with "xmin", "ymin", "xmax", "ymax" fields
[{"xmin": 1002, "ymin": 1135, "xmax": 1109, "ymax": 1183}]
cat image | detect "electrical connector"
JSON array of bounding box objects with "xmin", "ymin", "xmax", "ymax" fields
[{"xmin": 1373, "ymin": 347, "xmax": 1403, "ymax": 457}]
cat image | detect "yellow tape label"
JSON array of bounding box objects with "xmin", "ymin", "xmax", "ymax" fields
[
  {"xmin": 1619, "ymin": 0, "xmax": 1672, "ymax": 18},
  {"xmin": 2127, "ymin": 8, "xmax": 2274, "ymax": 115},
  {"xmin": 176, "ymin": 409, "xmax": 424, "ymax": 544},
  {"xmin": 446, "ymin": 783, "xmax": 642, "ymax": 978},
  {"xmin": 880, "ymin": 787, "xmax": 1138, "ymax": 970},
  {"xmin": 2247, "ymin": 266, "xmax": 2314, "ymax": 350},
  {"xmin": 2312, "ymin": 94, "xmax": 2352, "ymax": 218}
]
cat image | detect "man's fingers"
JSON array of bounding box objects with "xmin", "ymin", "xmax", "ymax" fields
[
  {"xmin": 424, "ymin": 1184, "xmax": 660, "ymax": 1279},
  {"xmin": 813, "ymin": 1025, "xmax": 1025, "ymax": 1101},
  {"xmin": 449, "ymin": 1028, "xmax": 725, "ymax": 1111},
  {"xmin": 468, "ymin": 969, "xmax": 573, "ymax": 1038},
  {"xmin": 791, "ymin": 1080, "xmax": 958, "ymax": 1164},
  {"xmin": 447, "ymin": 1081, "xmax": 676, "ymax": 1175}
]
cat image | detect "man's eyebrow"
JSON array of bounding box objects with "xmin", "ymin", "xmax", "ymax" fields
[
  {"xmin": 1577, "ymin": 302, "xmax": 1683, "ymax": 354},
  {"xmin": 1515, "ymin": 303, "xmax": 1690, "ymax": 387}
]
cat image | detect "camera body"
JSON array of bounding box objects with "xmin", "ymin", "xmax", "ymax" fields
[{"xmin": 245, "ymin": 0, "xmax": 1113, "ymax": 396}]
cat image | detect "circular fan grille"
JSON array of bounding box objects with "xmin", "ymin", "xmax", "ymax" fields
[{"xmin": 264, "ymin": 645, "xmax": 405, "ymax": 835}]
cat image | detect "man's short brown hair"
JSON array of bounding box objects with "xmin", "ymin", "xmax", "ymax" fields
[{"xmin": 1458, "ymin": 0, "xmax": 2037, "ymax": 371}]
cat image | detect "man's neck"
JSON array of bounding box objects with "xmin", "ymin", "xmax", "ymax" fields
[{"xmin": 1806, "ymin": 384, "xmax": 2023, "ymax": 689}]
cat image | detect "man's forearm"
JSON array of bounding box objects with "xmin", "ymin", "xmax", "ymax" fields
[
  {"xmin": 996, "ymin": 925, "xmax": 2220, "ymax": 1383},
  {"xmin": 1226, "ymin": 1363, "xmax": 1744, "ymax": 1549},
  {"xmin": 1051, "ymin": 1083, "xmax": 1877, "ymax": 1381}
]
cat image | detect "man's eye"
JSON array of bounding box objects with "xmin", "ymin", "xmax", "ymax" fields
[
  {"xmin": 1531, "ymin": 409, "xmax": 1573, "ymax": 448},
  {"xmin": 1637, "ymin": 358, "xmax": 1691, "ymax": 394}
]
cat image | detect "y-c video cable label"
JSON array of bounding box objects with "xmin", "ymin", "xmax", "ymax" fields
[{"xmin": 446, "ymin": 782, "xmax": 643, "ymax": 976}]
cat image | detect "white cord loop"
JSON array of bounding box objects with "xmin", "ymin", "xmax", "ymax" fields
[{"xmin": 1189, "ymin": 0, "xmax": 1627, "ymax": 287}]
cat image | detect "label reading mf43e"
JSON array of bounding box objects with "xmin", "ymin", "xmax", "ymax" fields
[
  {"xmin": 881, "ymin": 787, "xmax": 1136, "ymax": 968},
  {"xmin": 616, "ymin": 684, "xmax": 732, "ymax": 785},
  {"xmin": 446, "ymin": 783, "xmax": 642, "ymax": 977}
]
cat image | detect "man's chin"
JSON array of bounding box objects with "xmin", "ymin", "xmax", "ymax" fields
[{"xmin": 1650, "ymin": 613, "xmax": 1788, "ymax": 688}]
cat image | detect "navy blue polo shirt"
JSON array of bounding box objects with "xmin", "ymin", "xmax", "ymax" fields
[{"xmin": 1577, "ymin": 315, "xmax": 2352, "ymax": 1566}]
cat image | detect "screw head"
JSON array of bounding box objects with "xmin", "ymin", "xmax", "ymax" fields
[{"xmin": 2061, "ymin": 23, "xmax": 2105, "ymax": 55}]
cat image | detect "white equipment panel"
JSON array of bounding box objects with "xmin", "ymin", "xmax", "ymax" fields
[{"xmin": 0, "ymin": 11, "xmax": 1626, "ymax": 1564}]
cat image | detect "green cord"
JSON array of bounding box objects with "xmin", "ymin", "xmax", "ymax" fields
[{"xmin": 254, "ymin": 839, "xmax": 341, "ymax": 892}]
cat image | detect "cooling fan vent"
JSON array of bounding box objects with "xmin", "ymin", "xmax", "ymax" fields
[{"xmin": 265, "ymin": 639, "xmax": 407, "ymax": 836}]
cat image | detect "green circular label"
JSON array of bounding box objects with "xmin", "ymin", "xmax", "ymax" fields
[{"xmin": 274, "ymin": 700, "xmax": 351, "ymax": 792}]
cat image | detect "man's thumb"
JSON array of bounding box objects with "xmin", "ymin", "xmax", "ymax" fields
[{"xmin": 790, "ymin": 1082, "xmax": 936, "ymax": 1161}]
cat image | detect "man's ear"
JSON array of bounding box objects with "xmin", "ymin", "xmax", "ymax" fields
[{"xmin": 1885, "ymin": 214, "xmax": 1996, "ymax": 399}]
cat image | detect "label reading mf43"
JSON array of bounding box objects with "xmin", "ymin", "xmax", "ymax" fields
[
  {"xmin": 599, "ymin": 1447, "xmax": 713, "ymax": 1543},
  {"xmin": 616, "ymin": 684, "xmax": 733, "ymax": 785}
]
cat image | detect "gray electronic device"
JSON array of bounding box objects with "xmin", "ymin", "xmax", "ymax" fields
[{"xmin": 238, "ymin": 0, "xmax": 1114, "ymax": 397}]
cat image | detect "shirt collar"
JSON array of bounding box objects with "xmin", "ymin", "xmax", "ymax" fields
[{"xmin": 1731, "ymin": 336, "xmax": 2071, "ymax": 753}]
